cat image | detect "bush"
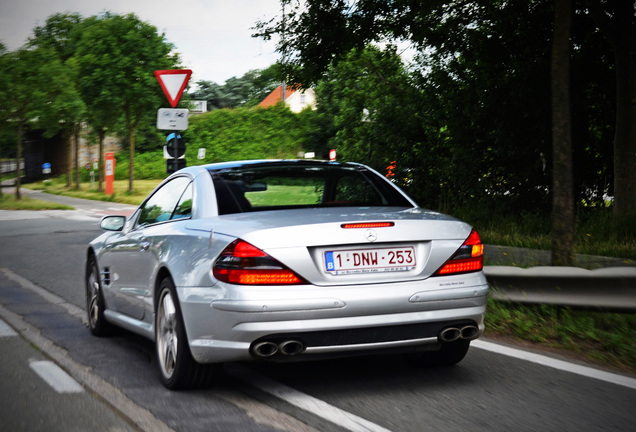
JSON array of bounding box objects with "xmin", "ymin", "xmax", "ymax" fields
[{"xmin": 182, "ymin": 104, "xmax": 315, "ymax": 163}]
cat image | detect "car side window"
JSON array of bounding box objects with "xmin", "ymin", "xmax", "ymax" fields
[
  {"xmin": 172, "ymin": 182, "xmax": 193, "ymax": 220},
  {"xmin": 137, "ymin": 177, "xmax": 192, "ymax": 227}
]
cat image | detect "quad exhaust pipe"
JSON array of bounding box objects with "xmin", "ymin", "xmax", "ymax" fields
[
  {"xmin": 439, "ymin": 325, "xmax": 480, "ymax": 343},
  {"xmin": 251, "ymin": 325, "xmax": 480, "ymax": 358},
  {"xmin": 252, "ymin": 340, "xmax": 306, "ymax": 358}
]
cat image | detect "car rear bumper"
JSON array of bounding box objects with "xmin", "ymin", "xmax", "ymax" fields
[{"xmin": 177, "ymin": 273, "xmax": 489, "ymax": 364}]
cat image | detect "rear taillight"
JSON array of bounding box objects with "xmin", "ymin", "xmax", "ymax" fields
[
  {"xmin": 433, "ymin": 229, "xmax": 484, "ymax": 276},
  {"xmin": 213, "ymin": 239, "xmax": 306, "ymax": 285}
]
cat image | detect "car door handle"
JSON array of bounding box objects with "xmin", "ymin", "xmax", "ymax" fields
[{"xmin": 140, "ymin": 241, "xmax": 150, "ymax": 251}]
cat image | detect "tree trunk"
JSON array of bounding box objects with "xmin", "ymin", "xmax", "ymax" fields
[
  {"xmin": 611, "ymin": 1, "xmax": 636, "ymax": 217},
  {"xmin": 66, "ymin": 132, "xmax": 72, "ymax": 188},
  {"xmin": 98, "ymin": 128, "xmax": 105, "ymax": 193},
  {"xmin": 15, "ymin": 122, "xmax": 23, "ymax": 200},
  {"xmin": 551, "ymin": 0, "xmax": 575, "ymax": 266},
  {"xmin": 128, "ymin": 126, "xmax": 135, "ymax": 193},
  {"xmin": 74, "ymin": 124, "xmax": 81, "ymax": 190}
]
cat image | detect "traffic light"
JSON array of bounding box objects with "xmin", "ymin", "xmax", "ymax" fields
[
  {"xmin": 164, "ymin": 133, "xmax": 186, "ymax": 174},
  {"xmin": 166, "ymin": 159, "xmax": 187, "ymax": 174}
]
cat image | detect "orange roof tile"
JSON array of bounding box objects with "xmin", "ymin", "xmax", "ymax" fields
[{"xmin": 258, "ymin": 85, "xmax": 297, "ymax": 108}]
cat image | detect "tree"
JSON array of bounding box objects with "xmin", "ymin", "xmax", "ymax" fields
[
  {"xmin": 0, "ymin": 42, "xmax": 6, "ymax": 198},
  {"xmin": 551, "ymin": 0, "xmax": 575, "ymax": 265},
  {"xmin": 588, "ymin": 1, "xmax": 636, "ymax": 217},
  {"xmin": 192, "ymin": 80, "xmax": 225, "ymax": 109},
  {"xmin": 0, "ymin": 47, "xmax": 84, "ymax": 199},
  {"xmin": 314, "ymin": 46, "xmax": 425, "ymax": 183},
  {"xmin": 29, "ymin": 13, "xmax": 86, "ymax": 189},
  {"xmin": 255, "ymin": 0, "xmax": 371, "ymax": 88},
  {"xmin": 75, "ymin": 13, "xmax": 179, "ymax": 192},
  {"xmin": 29, "ymin": 13, "xmax": 82, "ymax": 62}
]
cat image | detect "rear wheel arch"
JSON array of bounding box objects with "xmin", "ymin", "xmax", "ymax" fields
[{"xmin": 154, "ymin": 273, "xmax": 217, "ymax": 389}]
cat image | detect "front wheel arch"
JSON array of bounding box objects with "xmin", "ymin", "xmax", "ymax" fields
[{"xmin": 85, "ymin": 251, "xmax": 113, "ymax": 336}]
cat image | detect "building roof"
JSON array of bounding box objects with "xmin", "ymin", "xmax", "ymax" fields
[{"xmin": 258, "ymin": 85, "xmax": 297, "ymax": 108}]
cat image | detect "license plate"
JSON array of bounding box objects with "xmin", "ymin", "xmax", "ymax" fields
[{"xmin": 324, "ymin": 247, "xmax": 416, "ymax": 275}]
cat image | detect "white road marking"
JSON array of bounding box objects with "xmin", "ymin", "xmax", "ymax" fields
[
  {"xmin": 0, "ymin": 318, "xmax": 17, "ymax": 337},
  {"xmin": 473, "ymin": 339, "xmax": 636, "ymax": 390},
  {"xmin": 29, "ymin": 360, "xmax": 84, "ymax": 394},
  {"xmin": 231, "ymin": 365, "xmax": 392, "ymax": 432}
]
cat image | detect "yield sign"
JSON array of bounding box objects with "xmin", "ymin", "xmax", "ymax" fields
[{"xmin": 154, "ymin": 69, "xmax": 192, "ymax": 108}]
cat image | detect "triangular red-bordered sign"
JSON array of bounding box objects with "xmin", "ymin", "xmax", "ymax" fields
[{"xmin": 154, "ymin": 69, "xmax": 192, "ymax": 108}]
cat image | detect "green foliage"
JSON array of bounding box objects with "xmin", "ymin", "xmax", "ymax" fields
[
  {"xmin": 75, "ymin": 13, "xmax": 179, "ymax": 111},
  {"xmin": 182, "ymin": 104, "xmax": 312, "ymax": 163},
  {"xmin": 0, "ymin": 47, "xmax": 84, "ymax": 136},
  {"xmin": 0, "ymin": 193, "xmax": 74, "ymax": 210},
  {"xmin": 254, "ymin": 0, "xmax": 371, "ymax": 87},
  {"xmin": 111, "ymin": 151, "xmax": 165, "ymax": 181},
  {"xmin": 28, "ymin": 13, "xmax": 83, "ymax": 62},
  {"xmin": 486, "ymin": 298, "xmax": 636, "ymax": 373},
  {"xmin": 25, "ymin": 14, "xmax": 87, "ymax": 138},
  {"xmin": 315, "ymin": 46, "xmax": 439, "ymax": 203},
  {"xmin": 316, "ymin": 46, "xmax": 423, "ymax": 169}
]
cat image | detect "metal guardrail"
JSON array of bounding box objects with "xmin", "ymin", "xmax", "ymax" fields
[{"xmin": 484, "ymin": 266, "xmax": 636, "ymax": 313}]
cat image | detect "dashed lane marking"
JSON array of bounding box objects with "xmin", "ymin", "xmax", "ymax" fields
[
  {"xmin": 0, "ymin": 318, "xmax": 18, "ymax": 337},
  {"xmin": 29, "ymin": 360, "xmax": 85, "ymax": 394}
]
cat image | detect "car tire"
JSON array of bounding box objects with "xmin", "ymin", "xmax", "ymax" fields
[
  {"xmin": 409, "ymin": 339, "xmax": 471, "ymax": 367},
  {"xmin": 85, "ymin": 255, "xmax": 112, "ymax": 336},
  {"xmin": 155, "ymin": 277, "xmax": 216, "ymax": 389}
]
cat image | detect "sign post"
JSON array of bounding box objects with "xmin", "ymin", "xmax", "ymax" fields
[
  {"xmin": 155, "ymin": 69, "xmax": 192, "ymax": 174},
  {"xmin": 105, "ymin": 152, "xmax": 115, "ymax": 195}
]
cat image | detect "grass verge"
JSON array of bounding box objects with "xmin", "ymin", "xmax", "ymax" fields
[
  {"xmin": 0, "ymin": 193, "xmax": 74, "ymax": 210},
  {"xmin": 485, "ymin": 297, "xmax": 636, "ymax": 374},
  {"xmin": 25, "ymin": 178, "xmax": 161, "ymax": 206}
]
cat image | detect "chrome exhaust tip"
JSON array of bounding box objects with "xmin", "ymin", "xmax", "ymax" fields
[
  {"xmin": 252, "ymin": 341, "xmax": 279, "ymax": 358},
  {"xmin": 460, "ymin": 325, "xmax": 479, "ymax": 340},
  {"xmin": 279, "ymin": 340, "xmax": 305, "ymax": 356},
  {"xmin": 439, "ymin": 327, "xmax": 461, "ymax": 343}
]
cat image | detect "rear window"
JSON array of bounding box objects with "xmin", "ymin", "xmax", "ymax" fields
[{"xmin": 209, "ymin": 162, "xmax": 412, "ymax": 215}]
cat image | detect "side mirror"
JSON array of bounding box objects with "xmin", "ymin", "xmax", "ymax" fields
[{"xmin": 100, "ymin": 215, "xmax": 126, "ymax": 232}]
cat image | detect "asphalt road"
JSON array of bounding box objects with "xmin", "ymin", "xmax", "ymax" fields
[{"xmin": 1, "ymin": 195, "xmax": 635, "ymax": 432}]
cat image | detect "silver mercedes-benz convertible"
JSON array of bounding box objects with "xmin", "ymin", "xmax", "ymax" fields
[{"xmin": 86, "ymin": 159, "xmax": 488, "ymax": 389}]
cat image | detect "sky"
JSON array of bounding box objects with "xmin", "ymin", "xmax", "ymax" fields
[{"xmin": 0, "ymin": 0, "xmax": 282, "ymax": 85}]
